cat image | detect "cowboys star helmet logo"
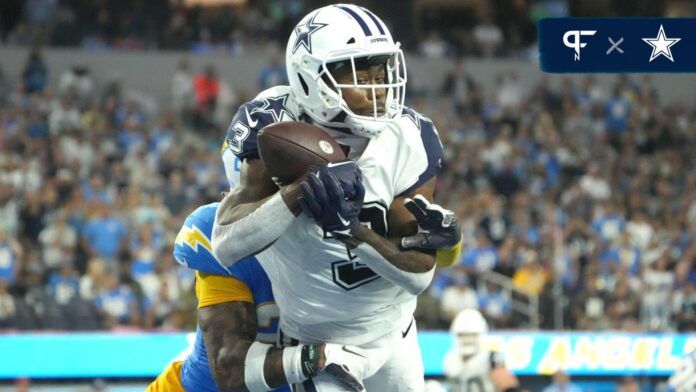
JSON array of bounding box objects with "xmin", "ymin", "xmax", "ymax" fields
[{"xmin": 292, "ymin": 13, "xmax": 328, "ymax": 54}]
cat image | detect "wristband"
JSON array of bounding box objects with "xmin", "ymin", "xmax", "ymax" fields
[
  {"xmin": 435, "ymin": 236, "xmax": 463, "ymax": 268},
  {"xmin": 282, "ymin": 345, "xmax": 307, "ymax": 385},
  {"xmin": 244, "ymin": 341, "xmax": 272, "ymax": 391}
]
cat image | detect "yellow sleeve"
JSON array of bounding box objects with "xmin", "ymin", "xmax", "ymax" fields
[
  {"xmin": 435, "ymin": 237, "xmax": 463, "ymax": 268},
  {"xmin": 195, "ymin": 271, "xmax": 253, "ymax": 308}
]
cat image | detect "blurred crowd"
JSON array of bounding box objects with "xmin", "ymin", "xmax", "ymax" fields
[
  {"xmin": 416, "ymin": 62, "xmax": 696, "ymax": 333},
  {"xmin": 0, "ymin": 45, "xmax": 695, "ymax": 335},
  {"xmin": 1, "ymin": 0, "xmax": 303, "ymax": 52},
  {"xmin": 0, "ymin": 49, "xmax": 230, "ymax": 331},
  {"xmin": 4, "ymin": 0, "xmax": 682, "ymax": 58},
  {"xmin": 3, "ymin": 0, "xmax": 695, "ymax": 60}
]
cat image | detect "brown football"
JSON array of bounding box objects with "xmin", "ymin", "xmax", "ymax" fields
[{"xmin": 258, "ymin": 121, "xmax": 346, "ymax": 185}]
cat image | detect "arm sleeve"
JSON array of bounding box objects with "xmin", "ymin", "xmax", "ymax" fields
[
  {"xmin": 351, "ymin": 243, "xmax": 435, "ymax": 295},
  {"xmin": 211, "ymin": 193, "xmax": 295, "ymax": 267},
  {"xmin": 195, "ymin": 271, "xmax": 254, "ymax": 308}
]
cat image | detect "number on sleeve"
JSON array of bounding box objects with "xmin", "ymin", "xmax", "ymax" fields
[
  {"xmin": 255, "ymin": 302, "xmax": 280, "ymax": 344},
  {"xmin": 228, "ymin": 122, "xmax": 250, "ymax": 155}
]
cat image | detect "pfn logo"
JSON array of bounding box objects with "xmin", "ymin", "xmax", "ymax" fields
[{"xmin": 563, "ymin": 30, "xmax": 596, "ymax": 61}]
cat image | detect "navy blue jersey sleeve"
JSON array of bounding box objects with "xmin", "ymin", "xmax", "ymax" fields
[
  {"xmin": 398, "ymin": 107, "xmax": 444, "ymax": 196},
  {"xmin": 225, "ymin": 94, "xmax": 295, "ymax": 161}
]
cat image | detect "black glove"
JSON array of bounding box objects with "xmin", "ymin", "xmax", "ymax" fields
[
  {"xmin": 298, "ymin": 162, "xmax": 365, "ymax": 239},
  {"xmin": 401, "ymin": 195, "xmax": 461, "ymax": 250},
  {"xmin": 318, "ymin": 160, "xmax": 363, "ymax": 200}
]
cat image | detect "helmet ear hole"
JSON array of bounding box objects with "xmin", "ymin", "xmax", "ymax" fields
[
  {"xmin": 297, "ymin": 73, "xmax": 309, "ymax": 96},
  {"xmin": 346, "ymin": 37, "xmax": 355, "ymax": 44}
]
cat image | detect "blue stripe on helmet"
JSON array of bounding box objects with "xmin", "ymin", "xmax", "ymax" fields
[
  {"xmin": 360, "ymin": 7, "xmax": 386, "ymax": 35},
  {"xmin": 336, "ymin": 5, "xmax": 372, "ymax": 37}
]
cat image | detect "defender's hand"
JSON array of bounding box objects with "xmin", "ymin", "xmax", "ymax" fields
[
  {"xmin": 321, "ymin": 344, "xmax": 368, "ymax": 392},
  {"xmin": 401, "ymin": 195, "xmax": 461, "ymax": 250}
]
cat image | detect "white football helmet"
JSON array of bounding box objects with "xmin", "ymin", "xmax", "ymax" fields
[
  {"xmin": 286, "ymin": 4, "xmax": 407, "ymax": 138},
  {"xmin": 450, "ymin": 309, "xmax": 489, "ymax": 357}
]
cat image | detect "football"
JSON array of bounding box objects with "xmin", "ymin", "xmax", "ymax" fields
[{"xmin": 258, "ymin": 121, "xmax": 346, "ymax": 185}]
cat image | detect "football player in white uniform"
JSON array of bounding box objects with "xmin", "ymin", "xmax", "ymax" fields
[
  {"xmin": 444, "ymin": 309, "xmax": 521, "ymax": 392},
  {"xmin": 668, "ymin": 350, "xmax": 696, "ymax": 392},
  {"xmin": 213, "ymin": 3, "xmax": 462, "ymax": 391}
]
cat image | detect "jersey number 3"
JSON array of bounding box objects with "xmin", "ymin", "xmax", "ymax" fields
[
  {"xmin": 228, "ymin": 122, "xmax": 250, "ymax": 155},
  {"xmin": 331, "ymin": 202, "xmax": 387, "ymax": 290}
]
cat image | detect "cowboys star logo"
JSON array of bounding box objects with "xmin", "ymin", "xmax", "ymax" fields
[{"xmin": 292, "ymin": 13, "xmax": 328, "ymax": 54}]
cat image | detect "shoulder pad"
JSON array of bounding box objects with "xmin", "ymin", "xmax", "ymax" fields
[
  {"xmin": 173, "ymin": 202, "xmax": 232, "ymax": 276},
  {"xmin": 173, "ymin": 202, "xmax": 268, "ymax": 287},
  {"xmin": 397, "ymin": 106, "xmax": 444, "ymax": 196},
  {"xmin": 225, "ymin": 88, "xmax": 297, "ymax": 161}
]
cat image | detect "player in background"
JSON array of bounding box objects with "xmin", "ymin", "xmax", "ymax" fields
[
  {"xmin": 213, "ymin": 3, "xmax": 462, "ymax": 391},
  {"xmin": 444, "ymin": 309, "xmax": 521, "ymax": 392},
  {"xmin": 668, "ymin": 349, "xmax": 696, "ymax": 392},
  {"xmin": 147, "ymin": 202, "xmax": 367, "ymax": 391}
]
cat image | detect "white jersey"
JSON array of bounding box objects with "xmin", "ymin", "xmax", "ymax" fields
[
  {"xmin": 443, "ymin": 349, "xmax": 505, "ymax": 392},
  {"xmin": 224, "ymin": 86, "xmax": 444, "ymax": 345},
  {"xmin": 669, "ymin": 350, "xmax": 696, "ymax": 392}
]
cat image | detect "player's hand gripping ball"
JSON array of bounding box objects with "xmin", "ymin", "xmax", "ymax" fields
[{"xmin": 299, "ymin": 160, "xmax": 365, "ymax": 239}]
